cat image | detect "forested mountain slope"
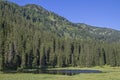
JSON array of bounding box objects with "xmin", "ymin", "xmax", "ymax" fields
[
  {"xmin": 0, "ymin": 1, "xmax": 120, "ymax": 70},
  {"xmin": 1, "ymin": 1, "xmax": 120, "ymax": 42},
  {"xmin": 23, "ymin": 3, "xmax": 120, "ymax": 42}
]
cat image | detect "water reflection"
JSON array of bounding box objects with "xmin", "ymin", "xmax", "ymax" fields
[
  {"xmin": 3, "ymin": 69, "xmax": 102, "ymax": 76},
  {"xmin": 34, "ymin": 69, "xmax": 102, "ymax": 76}
]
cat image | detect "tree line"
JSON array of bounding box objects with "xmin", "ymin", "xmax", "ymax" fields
[
  {"xmin": 0, "ymin": 20, "xmax": 120, "ymax": 70},
  {"xmin": 0, "ymin": 1, "xmax": 120, "ymax": 71}
]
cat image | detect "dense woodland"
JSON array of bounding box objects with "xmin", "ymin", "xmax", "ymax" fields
[{"xmin": 0, "ymin": 1, "xmax": 120, "ymax": 71}]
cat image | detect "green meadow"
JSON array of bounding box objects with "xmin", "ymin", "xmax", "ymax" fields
[{"xmin": 0, "ymin": 66, "xmax": 120, "ymax": 80}]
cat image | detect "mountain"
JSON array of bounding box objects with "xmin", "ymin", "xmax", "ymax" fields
[
  {"xmin": 23, "ymin": 4, "xmax": 120, "ymax": 42},
  {"xmin": 1, "ymin": 1, "xmax": 120, "ymax": 42},
  {"xmin": 0, "ymin": 1, "xmax": 120, "ymax": 70},
  {"xmin": 22, "ymin": 3, "xmax": 120, "ymax": 42}
]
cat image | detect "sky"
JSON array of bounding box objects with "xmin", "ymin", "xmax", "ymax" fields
[{"xmin": 9, "ymin": 0, "xmax": 120, "ymax": 30}]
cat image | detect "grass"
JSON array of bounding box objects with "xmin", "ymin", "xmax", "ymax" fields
[{"xmin": 0, "ymin": 66, "xmax": 120, "ymax": 80}]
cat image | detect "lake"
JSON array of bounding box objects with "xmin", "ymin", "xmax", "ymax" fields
[
  {"xmin": 3, "ymin": 69, "xmax": 102, "ymax": 76},
  {"xmin": 34, "ymin": 69, "xmax": 102, "ymax": 76}
]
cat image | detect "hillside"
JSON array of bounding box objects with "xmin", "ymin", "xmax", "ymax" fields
[
  {"xmin": 23, "ymin": 3, "xmax": 120, "ymax": 42},
  {"xmin": 1, "ymin": 1, "xmax": 120, "ymax": 42},
  {"xmin": 0, "ymin": 1, "xmax": 120, "ymax": 70},
  {"xmin": 23, "ymin": 4, "xmax": 120, "ymax": 42}
]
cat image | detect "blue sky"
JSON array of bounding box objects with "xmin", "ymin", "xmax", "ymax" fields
[{"xmin": 9, "ymin": 0, "xmax": 120, "ymax": 30}]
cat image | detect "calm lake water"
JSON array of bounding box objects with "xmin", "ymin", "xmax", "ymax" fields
[
  {"xmin": 3, "ymin": 69, "xmax": 102, "ymax": 76},
  {"xmin": 34, "ymin": 69, "xmax": 102, "ymax": 76}
]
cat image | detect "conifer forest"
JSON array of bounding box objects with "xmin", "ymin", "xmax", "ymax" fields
[{"xmin": 0, "ymin": 1, "xmax": 120, "ymax": 71}]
